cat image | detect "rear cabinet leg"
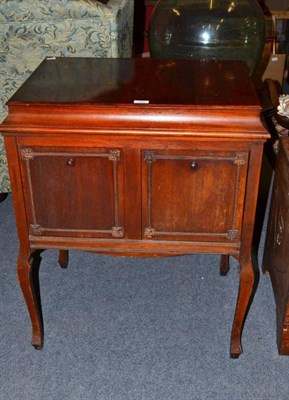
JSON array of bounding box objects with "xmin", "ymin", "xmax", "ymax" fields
[
  {"xmin": 58, "ymin": 250, "xmax": 69, "ymax": 269},
  {"xmin": 220, "ymin": 254, "xmax": 230, "ymax": 276}
]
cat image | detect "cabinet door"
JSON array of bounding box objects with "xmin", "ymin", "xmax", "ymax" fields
[
  {"xmin": 19, "ymin": 146, "xmax": 124, "ymax": 239},
  {"xmin": 142, "ymin": 149, "xmax": 248, "ymax": 242}
]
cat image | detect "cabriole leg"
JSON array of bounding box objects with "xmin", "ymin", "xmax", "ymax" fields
[
  {"xmin": 230, "ymin": 256, "xmax": 258, "ymax": 358},
  {"xmin": 17, "ymin": 248, "xmax": 44, "ymax": 349}
]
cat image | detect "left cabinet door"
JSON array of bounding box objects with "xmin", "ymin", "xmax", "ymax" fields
[{"xmin": 19, "ymin": 146, "xmax": 125, "ymax": 239}]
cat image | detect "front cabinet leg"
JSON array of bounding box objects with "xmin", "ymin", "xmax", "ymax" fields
[
  {"xmin": 17, "ymin": 249, "xmax": 44, "ymax": 349},
  {"xmin": 230, "ymin": 256, "xmax": 258, "ymax": 358}
]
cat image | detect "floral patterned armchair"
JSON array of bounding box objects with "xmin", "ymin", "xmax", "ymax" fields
[{"xmin": 0, "ymin": 0, "xmax": 134, "ymax": 193}]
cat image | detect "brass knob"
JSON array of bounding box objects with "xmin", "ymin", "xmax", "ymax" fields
[
  {"xmin": 66, "ymin": 158, "xmax": 75, "ymax": 167},
  {"xmin": 190, "ymin": 161, "xmax": 198, "ymax": 170}
]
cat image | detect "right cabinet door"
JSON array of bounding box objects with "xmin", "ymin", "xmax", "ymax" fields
[{"xmin": 141, "ymin": 149, "xmax": 249, "ymax": 243}]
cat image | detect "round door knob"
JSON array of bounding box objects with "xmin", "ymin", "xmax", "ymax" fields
[
  {"xmin": 66, "ymin": 158, "xmax": 75, "ymax": 167},
  {"xmin": 190, "ymin": 161, "xmax": 198, "ymax": 170}
]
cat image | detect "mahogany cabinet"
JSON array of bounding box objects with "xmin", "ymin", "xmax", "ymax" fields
[
  {"xmin": 263, "ymin": 136, "xmax": 289, "ymax": 355},
  {"xmin": 0, "ymin": 57, "xmax": 269, "ymax": 357}
]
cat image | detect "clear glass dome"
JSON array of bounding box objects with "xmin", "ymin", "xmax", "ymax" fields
[{"xmin": 148, "ymin": 0, "xmax": 265, "ymax": 75}]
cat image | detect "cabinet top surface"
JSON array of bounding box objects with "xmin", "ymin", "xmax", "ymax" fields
[{"xmin": 8, "ymin": 57, "xmax": 260, "ymax": 108}]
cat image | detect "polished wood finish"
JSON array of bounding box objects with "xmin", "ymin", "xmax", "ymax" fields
[
  {"xmin": 58, "ymin": 250, "xmax": 68, "ymax": 269},
  {"xmin": 263, "ymin": 136, "xmax": 289, "ymax": 355},
  {"xmin": 1, "ymin": 58, "xmax": 269, "ymax": 357}
]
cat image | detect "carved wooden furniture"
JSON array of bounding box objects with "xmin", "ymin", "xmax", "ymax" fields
[
  {"xmin": 263, "ymin": 136, "xmax": 289, "ymax": 355},
  {"xmin": 0, "ymin": 57, "xmax": 269, "ymax": 357}
]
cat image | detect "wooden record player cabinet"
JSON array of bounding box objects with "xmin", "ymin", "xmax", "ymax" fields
[{"xmin": 0, "ymin": 57, "xmax": 269, "ymax": 357}]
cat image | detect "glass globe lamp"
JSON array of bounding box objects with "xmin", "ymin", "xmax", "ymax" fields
[{"xmin": 148, "ymin": 0, "xmax": 265, "ymax": 75}]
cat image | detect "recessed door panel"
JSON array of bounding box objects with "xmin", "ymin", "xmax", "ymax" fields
[
  {"xmin": 142, "ymin": 149, "xmax": 248, "ymax": 242},
  {"xmin": 20, "ymin": 146, "xmax": 124, "ymax": 238}
]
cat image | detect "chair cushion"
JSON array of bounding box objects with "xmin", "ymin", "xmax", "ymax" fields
[{"xmin": 0, "ymin": 0, "xmax": 117, "ymax": 23}]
